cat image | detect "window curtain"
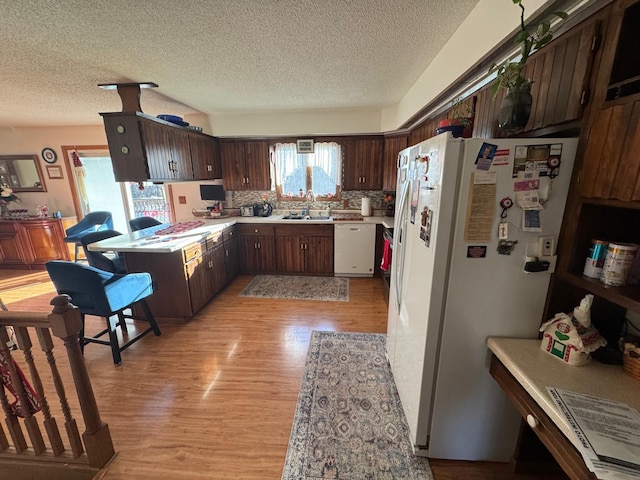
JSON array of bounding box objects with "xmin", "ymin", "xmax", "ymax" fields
[{"xmin": 274, "ymin": 142, "xmax": 341, "ymax": 197}]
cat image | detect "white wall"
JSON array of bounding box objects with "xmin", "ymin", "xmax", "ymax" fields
[
  {"xmin": 381, "ymin": 0, "xmax": 550, "ymax": 131},
  {"xmin": 0, "ymin": 125, "xmax": 107, "ymax": 215},
  {"xmin": 210, "ymin": 108, "xmax": 382, "ymax": 137},
  {"xmin": 168, "ymin": 180, "xmax": 223, "ymax": 221}
]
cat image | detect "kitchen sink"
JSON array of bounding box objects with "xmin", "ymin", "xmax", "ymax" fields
[{"xmin": 281, "ymin": 214, "xmax": 333, "ymax": 221}]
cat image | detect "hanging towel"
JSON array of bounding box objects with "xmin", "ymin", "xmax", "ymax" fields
[{"xmin": 380, "ymin": 238, "xmax": 392, "ymax": 271}]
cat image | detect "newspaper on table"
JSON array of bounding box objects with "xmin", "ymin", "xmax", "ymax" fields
[{"xmin": 547, "ymin": 387, "xmax": 640, "ymax": 480}]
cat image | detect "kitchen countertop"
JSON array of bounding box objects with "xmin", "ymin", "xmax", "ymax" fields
[
  {"xmin": 487, "ymin": 337, "xmax": 640, "ymax": 452},
  {"xmin": 89, "ymin": 213, "xmax": 395, "ymax": 254}
]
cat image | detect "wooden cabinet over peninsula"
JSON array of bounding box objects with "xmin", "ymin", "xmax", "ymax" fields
[{"xmin": 0, "ymin": 217, "xmax": 70, "ymax": 269}]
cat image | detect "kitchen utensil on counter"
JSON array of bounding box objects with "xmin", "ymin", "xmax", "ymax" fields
[
  {"xmin": 240, "ymin": 205, "xmax": 255, "ymax": 217},
  {"xmin": 254, "ymin": 203, "xmax": 273, "ymax": 217},
  {"xmin": 361, "ymin": 197, "xmax": 371, "ymax": 216}
]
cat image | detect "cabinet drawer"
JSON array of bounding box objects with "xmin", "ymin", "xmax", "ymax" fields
[
  {"xmin": 489, "ymin": 356, "xmax": 597, "ymax": 480},
  {"xmin": 183, "ymin": 242, "xmax": 204, "ymax": 263},
  {"xmin": 275, "ymin": 224, "xmax": 334, "ymax": 237},
  {"xmin": 236, "ymin": 224, "xmax": 275, "ymax": 236},
  {"xmin": 222, "ymin": 226, "xmax": 236, "ymax": 242},
  {"xmin": 205, "ymin": 230, "xmax": 223, "ymax": 249}
]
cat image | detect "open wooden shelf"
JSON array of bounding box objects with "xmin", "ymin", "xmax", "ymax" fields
[{"xmin": 557, "ymin": 271, "xmax": 640, "ymax": 314}]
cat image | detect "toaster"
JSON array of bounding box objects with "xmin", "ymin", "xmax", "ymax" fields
[{"xmin": 240, "ymin": 205, "xmax": 255, "ymax": 217}]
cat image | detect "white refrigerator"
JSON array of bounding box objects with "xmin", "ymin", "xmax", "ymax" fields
[{"xmin": 387, "ymin": 132, "xmax": 578, "ymax": 461}]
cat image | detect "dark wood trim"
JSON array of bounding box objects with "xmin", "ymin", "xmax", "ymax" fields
[{"xmin": 489, "ymin": 355, "xmax": 598, "ymax": 480}]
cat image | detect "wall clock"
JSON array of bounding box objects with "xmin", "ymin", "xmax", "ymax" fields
[{"xmin": 41, "ymin": 147, "xmax": 57, "ymax": 164}]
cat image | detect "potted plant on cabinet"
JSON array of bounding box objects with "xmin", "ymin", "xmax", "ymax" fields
[
  {"xmin": 436, "ymin": 97, "xmax": 474, "ymax": 138},
  {"xmin": 490, "ymin": 0, "xmax": 567, "ymax": 133}
]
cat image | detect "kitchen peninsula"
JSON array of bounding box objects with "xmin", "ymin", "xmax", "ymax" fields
[
  {"xmin": 487, "ymin": 337, "xmax": 640, "ymax": 480},
  {"xmin": 90, "ymin": 214, "xmax": 393, "ymax": 323}
]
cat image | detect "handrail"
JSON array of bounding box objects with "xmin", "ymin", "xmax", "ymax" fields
[{"xmin": 0, "ymin": 295, "xmax": 115, "ymax": 473}]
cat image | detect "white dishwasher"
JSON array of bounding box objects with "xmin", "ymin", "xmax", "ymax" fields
[{"xmin": 334, "ymin": 223, "xmax": 376, "ymax": 277}]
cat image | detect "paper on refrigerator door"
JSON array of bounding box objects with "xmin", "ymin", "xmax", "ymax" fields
[{"xmin": 463, "ymin": 172, "xmax": 496, "ymax": 243}]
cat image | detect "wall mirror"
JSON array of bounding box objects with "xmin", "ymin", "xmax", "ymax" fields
[{"xmin": 0, "ymin": 154, "xmax": 47, "ymax": 192}]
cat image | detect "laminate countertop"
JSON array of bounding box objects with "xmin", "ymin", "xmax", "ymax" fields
[
  {"xmin": 88, "ymin": 214, "xmax": 394, "ymax": 254},
  {"xmin": 486, "ymin": 337, "xmax": 640, "ymax": 452}
]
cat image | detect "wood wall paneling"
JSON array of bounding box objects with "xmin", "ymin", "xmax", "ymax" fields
[{"xmin": 613, "ymin": 100, "xmax": 640, "ymax": 200}]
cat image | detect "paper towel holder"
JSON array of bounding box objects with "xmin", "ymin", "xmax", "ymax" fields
[{"xmin": 361, "ymin": 197, "xmax": 372, "ymax": 216}]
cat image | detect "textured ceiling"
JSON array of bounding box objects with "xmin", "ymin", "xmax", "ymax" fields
[{"xmin": 0, "ymin": 0, "xmax": 479, "ymax": 129}]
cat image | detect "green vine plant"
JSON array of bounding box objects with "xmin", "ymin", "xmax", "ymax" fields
[
  {"xmin": 449, "ymin": 97, "xmax": 474, "ymax": 128},
  {"xmin": 490, "ymin": 0, "xmax": 568, "ymax": 98}
]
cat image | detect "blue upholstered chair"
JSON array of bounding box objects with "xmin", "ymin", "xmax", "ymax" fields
[
  {"xmin": 45, "ymin": 261, "xmax": 161, "ymax": 365},
  {"xmin": 63, "ymin": 211, "xmax": 113, "ymax": 262},
  {"xmin": 129, "ymin": 216, "xmax": 162, "ymax": 232},
  {"xmin": 81, "ymin": 230, "xmax": 126, "ymax": 274}
]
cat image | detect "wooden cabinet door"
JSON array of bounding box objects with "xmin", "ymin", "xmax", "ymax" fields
[
  {"xmin": 580, "ymin": 100, "xmax": 640, "ymax": 200},
  {"xmin": 358, "ymin": 138, "xmax": 383, "ymax": 189},
  {"xmin": 209, "ymin": 243, "xmax": 227, "ymax": 295},
  {"xmin": 342, "ymin": 138, "xmax": 383, "ymax": 190},
  {"xmin": 256, "ymin": 236, "xmax": 276, "ymax": 273},
  {"xmin": 22, "ymin": 220, "xmax": 68, "ymax": 264},
  {"xmin": 220, "ymin": 142, "xmax": 246, "ymax": 190},
  {"xmin": 190, "ymin": 135, "xmax": 221, "ymax": 180},
  {"xmin": 166, "ymin": 128, "xmax": 191, "ymax": 180},
  {"xmin": 0, "ymin": 222, "xmax": 31, "ymax": 266},
  {"xmin": 224, "ymin": 235, "xmax": 239, "ymax": 282},
  {"xmin": 341, "ymin": 139, "xmax": 359, "ymax": 190},
  {"xmin": 238, "ymin": 235, "xmax": 260, "ymax": 273},
  {"xmin": 141, "ymin": 121, "xmax": 172, "ymax": 180},
  {"xmin": 382, "ymin": 136, "xmax": 407, "ymax": 191},
  {"xmin": 245, "ymin": 141, "xmax": 270, "ymax": 190},
  {"xmin": 276, "ymin": 236, "xmax": 304, "ymax": 274},
  {"xmin": 186, "ymin": 253, "xmax": 210, "ymax": 314},
  {"xmin": 304, "ymin": 235, "xmax": 334, "ymax": 274}
]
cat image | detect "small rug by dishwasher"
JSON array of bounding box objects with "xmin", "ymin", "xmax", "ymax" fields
[
  {"xmin": 282, "ymin": 331, "xmax": 433, "ymax": 480},
  {"xmin": 239, "ymin": 275, "xmax": 349, "ymax": 302}
]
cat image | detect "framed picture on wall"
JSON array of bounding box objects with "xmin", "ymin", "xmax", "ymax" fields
[
  {"xmin": 46, "ymin": 165, "xmax": 64, "ymax": 179},
  {"xmin": 296, "ymin": 139, "xmax": 314, "ymax": 154}
]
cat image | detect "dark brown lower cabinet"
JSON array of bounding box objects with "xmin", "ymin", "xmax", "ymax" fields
[
  {"xmin": 237, "ymin": 224, "xmax": 277, "ymax": 274},
  {"xmin": 223, "ymin": 226, "xmax": 239, "ymax": 282},
  {"xmin": 124, "ymin": 228, "xmax": 237, "ymax": 324},
  {"xmin": 274, "ymin": 224, "xmax": 334, "ymax": 275},
  {"xmin": 0, "ymin": 218, "xmax": 70, "ymax": 269}
]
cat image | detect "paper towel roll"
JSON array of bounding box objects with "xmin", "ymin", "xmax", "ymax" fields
[
  {"xmin": 225, "ymin": 190, "xmax": 233, "ymax": 209},
  {"xmin": 361, "ymin": 197, "xmax": 371, "ymax": 216}
]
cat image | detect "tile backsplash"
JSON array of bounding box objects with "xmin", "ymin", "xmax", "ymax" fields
[{"xmin": 230, "ymin": 190, "xmax": 385, "ymax": 213}]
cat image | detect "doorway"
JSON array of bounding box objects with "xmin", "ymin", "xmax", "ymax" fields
[{"xmin": 62, "ymin": 146, "xmax": 170, "ymax": 231}]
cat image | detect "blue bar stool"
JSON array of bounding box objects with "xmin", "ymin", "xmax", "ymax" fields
[
  {"xmin": 45, "ymin": 261, "xmax": 161, "ymax": 365},
  {"xmin": 81, "ymin": 230, "xmax": 127, "ymax": 274},
  {"xmin": 129, "ymin": 216, "xmax": 162, "ymax": 232},
  {"xmin": 63, "ymin": 211, "xmax": 113, "ymax": 262}
]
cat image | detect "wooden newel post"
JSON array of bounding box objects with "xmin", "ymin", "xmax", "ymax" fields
[{"xmin": 48, "ymin": 295, "xmax": 115, "ymax": 468}]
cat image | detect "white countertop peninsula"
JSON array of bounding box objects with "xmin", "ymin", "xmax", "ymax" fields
[
  {"xmin": 88, "ymin": 213, "xmax": 394, "ymax": 254},
  {"xmin": 487, "ymin": 337, "xmax": 639, "ymax": 479}
]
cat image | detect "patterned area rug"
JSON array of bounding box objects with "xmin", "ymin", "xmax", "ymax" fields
[
  {"xmin": 239, "ymin": 275, "xmax": 349, "ymax": 302},
  {"xmin": 282, "ymin": 331, "xmax": 433, "ymax": 480}
]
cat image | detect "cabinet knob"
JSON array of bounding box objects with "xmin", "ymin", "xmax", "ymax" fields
[
  {"xmin": 526, "ymin": 414, "xmax": 539, "ymax": 429},
  {"xmin": 121, "ymin": 145, "xmax": 130, "ymax": 154},
  {"xmin": 254, "ymin": 229, "xmax": 258, "ymax": 233},
  {"xmin": 116, "ymin": 124, "xmax": 125, "ymax": 134}
]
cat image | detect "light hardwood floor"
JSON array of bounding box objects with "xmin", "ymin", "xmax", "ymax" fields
[{"xmin": 0, "ymin": 270, "xmax": 564, "ymax": 480}]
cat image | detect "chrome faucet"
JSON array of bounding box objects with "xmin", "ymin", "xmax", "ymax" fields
[{"xmin": 305, "ymin": 190, "xmax": 315, "ymax": 215}]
